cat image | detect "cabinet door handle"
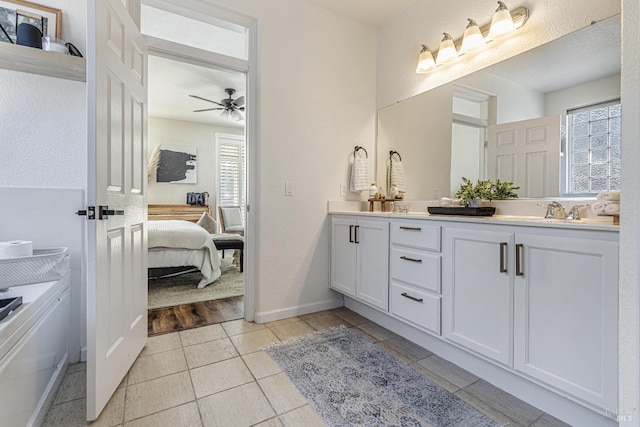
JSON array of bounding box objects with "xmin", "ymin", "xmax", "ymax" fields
[
  {"xmin": 355, "ymin": 225, "xmax": 360, "ymax": 244},
  {"xmin": 499, "ymin": 242, "xmax": 508, "ymax": 273},
  {"xmin": 400, "ymin": 255, "xmax": 422, "ymax": 263},
  {"xmin": 401, "ymin": 292, "xmax": 423, "ymax": 303},
  {"xmin": 399, "ymin": 226, "xmax": 422, "ymax": 231},
  {"xmin": 349, "ymin": 225, "xmax": 354, "ymax": 243},
  {"xmin": 515, "ymin": 243, "xmax": 524, "ymax": 276}
]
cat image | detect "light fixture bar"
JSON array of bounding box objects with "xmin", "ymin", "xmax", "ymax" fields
[{"xmin": 427, "ymin": 6, "xmax": 528, "ymax": 63}]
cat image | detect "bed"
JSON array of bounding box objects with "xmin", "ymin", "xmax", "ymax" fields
[{"xmin": 148, "ymin": 204, "xmax": 222, "ymax": 288}]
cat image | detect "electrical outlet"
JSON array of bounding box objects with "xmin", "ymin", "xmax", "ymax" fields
[
  {"xmin": 340, "ymin": 183, "xmax": 347, "ymax": 197},
  {"xmin": 433, "ymin": 188, "xmax": 440, "ymax": 199}
]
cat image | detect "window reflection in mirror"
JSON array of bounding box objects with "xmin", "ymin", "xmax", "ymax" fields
[{"xmin": 376, "ymin": 14, "xmax": 621, "ymax": 200}]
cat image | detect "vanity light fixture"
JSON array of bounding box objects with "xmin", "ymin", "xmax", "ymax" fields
[
  {"xmin": 436, "ymin": 33, "xmax": 458, "ymax": 64},
  {"xmin": 488, "ymin": 1, "xmax": 516, "ymax": 39},
  {"xmin": 460, "ymin": 19, "xmax": 485, "ymax": 53},
  {"xmin": 416, "ymin": 44, "xmax": 436, "ymax": 72},
  {"xmin": 416, "ymin": 1, "xmax": 528, "ymax": 73}
]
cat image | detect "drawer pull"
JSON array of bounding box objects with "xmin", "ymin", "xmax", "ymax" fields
[
  {"xmin": 515, "ymin": 243, "xmax": 524, "ymax": 276},
  {"xmin": 499, "ymin": 242, "xmax": 507, "ymax": 273},
  {"xmin": 400, "ymin": 256, "xmax": 422, "ymax": 263},
  {"xmin": 399, "ymin": 226, "xmax": 422, "ymax": 231},
  {"xmin": 401, "ymin": 292, "xmax": 423, "ymax": 303}
]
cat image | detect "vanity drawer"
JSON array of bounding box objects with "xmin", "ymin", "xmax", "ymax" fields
[
  {"xmin": 390, "ymin": 283, "xmax": 441, "ymax": 335},
  {"xmin": 391, "ymin": 221, "xmax": 441, "ymax": 251},
  {"xmin": 391, "ymin": 248, "xmax": 441, "ymax": 293}
]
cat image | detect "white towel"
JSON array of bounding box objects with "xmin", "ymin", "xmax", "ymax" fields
[
  {"xmin": 591, "ymin": 201, "xmax": 620, "ymax": 215},
  {"xmin": 349, "ymin": 151, "xmax": 369, "ymax": 192},
  {"xmin": 390, "ymin": 160, "xmax": 407, "ymax": 193},
  {"xmin": 596, "ymin": 190, "xmax": 620, "ymax": 201}
]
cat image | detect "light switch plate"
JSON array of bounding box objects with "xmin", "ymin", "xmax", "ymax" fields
[
  {"xmin": 285, "ymin": 181, "xmax": 294, "ymax": 196},
  {"xmin": 340, "ymin": 183, "xmax": 347, "ymax": 197}
]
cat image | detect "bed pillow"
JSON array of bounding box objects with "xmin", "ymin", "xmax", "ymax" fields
[{"xmin": 197, "ymin": 212, "xmax": 218, "ymax": 234}]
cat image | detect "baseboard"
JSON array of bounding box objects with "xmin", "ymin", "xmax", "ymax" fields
[
  {"xmin": 254, "ymin": 297, "xmax": 344, "ymax": 323},
  {"xmin": 80, "ymin": 346, "xmax": 87, "ymax": 362}
]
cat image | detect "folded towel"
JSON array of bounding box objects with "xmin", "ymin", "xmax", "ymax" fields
[
  {"xmin": 604, "ymin": 202, "xmax": 620, "ymax": 215},
  {"xmin": 591, "ymin": 201, "xmax": 620, "ymax": 215},
  {"xmin": 596, "ymin": 190, "xmax": 620, "ymax": 201},
  {"xmin": 349, "ymin": 151, "xmax": 369, "ymax": 192},
  {"xmin": 390, "ymin": 160, "xmax": 407, "ymax": 193}
]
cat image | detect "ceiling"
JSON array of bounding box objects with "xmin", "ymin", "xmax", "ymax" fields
[
  {"xmin": 148, "ymin": 55, "xmax": 246, "ymax": 129},
  {"xmin": 305, "ymin": 0, "xmax": 416, "ymax": 27}
]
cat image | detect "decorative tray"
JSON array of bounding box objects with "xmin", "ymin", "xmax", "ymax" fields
[{"xmin": 427, "ymin": 207, "xmax": 496, "ymax": 216}]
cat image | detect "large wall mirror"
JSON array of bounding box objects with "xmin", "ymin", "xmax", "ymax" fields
[{"xmin": 377, "ymin": 14, "xmax": 621, "ymax": 200}]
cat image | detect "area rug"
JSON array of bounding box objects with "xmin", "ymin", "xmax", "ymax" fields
[
  {"xmin": 266, "ymin": 326, "xmax": 498, "ymax": 427},
  {"xmin": 148, "ymin": 257, "xmax": 243, "ymax": 309}
]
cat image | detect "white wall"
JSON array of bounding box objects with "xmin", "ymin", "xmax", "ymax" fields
[
  {"xmin": 545, "ymin": 73, "xmax": 621, "ymax": 118},
  {"xmin": 191, "ymin": 0, "xmax": 377, "ymax": 319},
  {"xmin": 147, "ymin": 117, "xmax": 242, "ymax": 205},
  {"xmin": 620, "ymin": 0, "xmax": 639, "ymax": 422}
]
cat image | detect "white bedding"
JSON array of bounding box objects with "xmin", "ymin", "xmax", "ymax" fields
[{"xmin": 148, "ymin": 220, "xmax": 221, "ymax": 288}]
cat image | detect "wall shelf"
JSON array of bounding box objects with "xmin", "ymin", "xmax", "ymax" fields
[{"xmin": 0, "ymin": 42, "xmax": 85, "ymax": 82}]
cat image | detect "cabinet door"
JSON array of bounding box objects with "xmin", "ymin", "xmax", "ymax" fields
[
  {"xmin": 443, "ymin": 227, "xmax": 514, "ymax": 366},
  {"xmin": 513, "ymin": 233, "xmax": 618, "ymax": 410},
  {"xmin": 357, "ymin": 219, "xmax": 389, "ymax": 311},
  {"xmin": 330, "ymin": 217, "xmax": 357, "ymax": 296}
]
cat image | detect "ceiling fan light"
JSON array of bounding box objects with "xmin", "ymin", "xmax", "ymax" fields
[
  {"xmin": 416, "ymin": 44, "xmax": 436, "ymax": 73},
  {"xmin": 488, "ymin": 1, "xmax": 515, "ymax": 40},
  {"xmin": 231, "ymin": 109, "xmax": 244, "ymax": 121},
  {"xmin": 436, "ymin": 33, "xmax": 458, "ymax": 65},
  {"xmin": 461, "ymin": 18, "xmax": 485, "ymax": 53}
]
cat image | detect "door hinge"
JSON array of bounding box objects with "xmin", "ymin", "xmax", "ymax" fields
[{"xmin": 76, "ymin": 206, "xmax": 96, "ymax": 220}]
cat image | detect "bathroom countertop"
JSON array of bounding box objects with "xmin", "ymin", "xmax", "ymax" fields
[{"xmin": 328, "ymin": 210, "xmax": 619, "ymax": 232}]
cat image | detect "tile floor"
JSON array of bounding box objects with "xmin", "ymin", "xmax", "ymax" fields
[{"xmin": 43, "ymin": 308, "xmax": 570, "ymax": 427}]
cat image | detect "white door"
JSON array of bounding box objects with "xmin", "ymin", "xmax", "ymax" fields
[
  {"xmin": 86, "ymin": 0, "xmax": 148, "ymax": 420},
  {"xmin": 513, "ymin": 233, "xmax": 618, "ymax": 410},
  {"xmin": 357, "ymin": 220, "xmax": 389, "ymax": 311},
  {"xmin": 487, "ymin": 116, "xmax": 561, "ymax": 198},
  {"xmin": 442, "ymin": 227, "xmax": 514, "ymax": 366},
  {"xmin": 330, "ymin": 217, "xmax": 357, "ymax": 297}
]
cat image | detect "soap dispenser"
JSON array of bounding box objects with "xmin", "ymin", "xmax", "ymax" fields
[{"xmin": 369, "ymin": 183, "xmax": 378, "ymax": 199}]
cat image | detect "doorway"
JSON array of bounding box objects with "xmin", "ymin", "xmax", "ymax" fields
[{"xmin": 140, "ymin": 0, "xmax": 256, "ymax": 333}]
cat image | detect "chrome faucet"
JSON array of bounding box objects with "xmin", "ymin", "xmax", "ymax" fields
[
  {"xmin": 565, "ymin": 204, "xmax": 589, "ymax": 220},
  {"xmin": 539, "ymin": 201, "xmax": 566, "ymax": 219}
]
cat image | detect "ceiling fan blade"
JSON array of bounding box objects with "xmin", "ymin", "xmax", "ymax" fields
[
  {"xmin": 233, "ymin": 96, "xmax": 245, "ymax": 107},
  {"xmin": 231, "ymin": 110, "xmax": 244, "ymax": 121},
  {"xmin": 189, "ymin": 94, "xmax": 224, "ymax": 106},
  {"xmin": 193, "ymin": 107, "xmax": 223, "ymax": 112}
]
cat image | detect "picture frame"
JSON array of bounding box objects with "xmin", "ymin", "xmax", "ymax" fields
[
  {"xmin": 0, "ymin": 0, "xmax": 61, "ymax": 43},
  {"xmin": 156, "ymin": 146, "xmax": 198, "ymax": 184}
]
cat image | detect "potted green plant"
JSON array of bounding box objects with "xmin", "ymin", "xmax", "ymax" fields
[{"xmin": 454, "ymin": 177, "xmax": 519, "ymax": 207}]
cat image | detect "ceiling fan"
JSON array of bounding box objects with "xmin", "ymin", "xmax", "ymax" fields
[{"xmin": 189, "ymin": 88, "xmax": 245, "ymax": 121}]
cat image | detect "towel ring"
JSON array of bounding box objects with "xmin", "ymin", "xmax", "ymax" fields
[
  {"xmin": 354, "ymin": 146, "xmax": 368, "ymax": 158},
  {"xmin": 390, "ymin": 150, "xmax": 402, "ymax": 161}
]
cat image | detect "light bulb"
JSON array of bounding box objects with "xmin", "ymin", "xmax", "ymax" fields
[
  {"xmin": 416, "ymin": 44, "xmax": 436, "ymax": 73},
  {"xmin": 460, "ymin": 18, "xmax": 485, "ymax": 53},
  {"xmin": 488, "ymin": 1, "xmax": 515, "ymax": 39},
  {"xmin": 436, "ymin": 33, "xmax": 458, "ymax": 64}
]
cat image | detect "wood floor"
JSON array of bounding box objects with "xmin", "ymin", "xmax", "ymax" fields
[{"xmin": 148, "ymin": 296, "xmax": 244, "ymax": 336}]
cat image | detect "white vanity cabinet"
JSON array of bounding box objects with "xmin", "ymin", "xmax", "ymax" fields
[
  {"xmin": 389, "ymin": 221, "xmax": 442, "ymax": 334},
  {"xmin": 331, "ymin": 216, "xmax": 389, "ymax": 311},
  {"xmin": 442, "ymin": 227, "xmax": 514, "ymax": 366},
  {"xmin": 512, "ymin": 232, "xmax": 618, "ymax": 411},
  {"xmin": 442, "ymin": 223, "xmax": 618, "ymax": 410},
  {"xmin": 329, "ymin": 212, "xmax": 619, "ymax": 424}
]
